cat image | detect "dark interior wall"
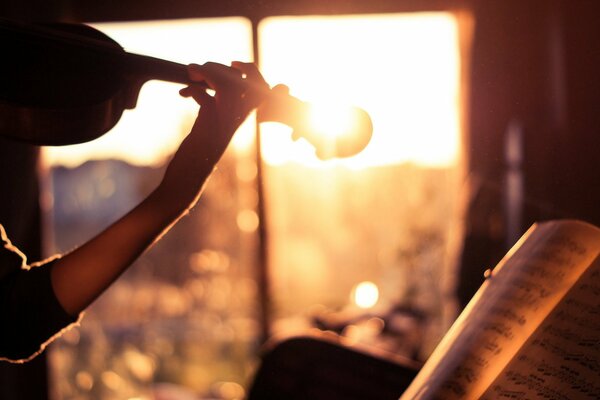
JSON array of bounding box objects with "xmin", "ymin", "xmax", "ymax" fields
[
  {"xmin": 457, "ymin": 0, "xmax": 600, "ymax": 307},
  {"xmin": 457, "ymin": 1, "xmax": 565, "ymax": 305},
  {"xmin": 554, "ymin": 1, "xmax": 600, "ymax": 223}
]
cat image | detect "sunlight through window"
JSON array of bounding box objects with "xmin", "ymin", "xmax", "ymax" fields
[
  {"xmin": 45, "ymin": 18, "xmax": 254, "ymax": 167},
  {"xmin": 259, "ymin": 13, "xmax": 465, "ymax": 360},
  {"xmin": 259, "ymin": 13, "xmax": 461, "ymax": 168}
]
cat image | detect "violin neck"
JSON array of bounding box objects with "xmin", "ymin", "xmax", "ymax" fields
[{"xmin": 125, "ymin": 53, "xmax": 189, "ymax": 85}]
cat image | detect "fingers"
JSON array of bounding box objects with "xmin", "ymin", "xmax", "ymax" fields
[
  {"xmin": 187, "ymin": 63, "xmax": 204, "ymax": 81},
  {"xmin": 186, "ymin": 61, "xmax": 269, "ymax": 98},
  {"xmin": 181, "ymin": 61, "xmax": 270, "ymax": 133},
  {"xmin": 231, "ymin": 61, "xmax": 270, "ymax": 106},
  {"xmin": 231, "ymin": 61, "xmax": 267, "ymax": 87},
  {"xmin": 271, "ymin": 84, "xmax": 289, "ymax": 95},
  {"xmin": 179, "ymin": 84, "xmax": 215, "ymax": 108},
  {"xmin": 188, "ymin": 62, "xmax": 246, "ymax": 97}
]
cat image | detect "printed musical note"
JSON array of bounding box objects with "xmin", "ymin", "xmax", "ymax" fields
[{"xmin": 484, "ymin": 256, "xmax": 600, "ymax": 399}]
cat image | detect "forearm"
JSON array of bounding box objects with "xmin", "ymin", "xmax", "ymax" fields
[{"xmin": 49, "ymin": 180, "xmax": 204, "ymax": 316}]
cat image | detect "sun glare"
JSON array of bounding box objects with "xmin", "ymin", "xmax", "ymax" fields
[
  {"xmin": 353, "ymin": 281, "xmax": 380, "ymax": 309},
  {"xmin": 309, "ymin": 103, "xmax": 354, "ymax": 139},
  {"xmin": 45, "ymin": 14, "xmax": 461, "ymax": 170},
  {"xmin": 45, "ymin": 18, "xmax": 254, "ymax": 167},
  {"xmin": 258, "ymin": 13, "xmax": 461, "ymax": 168}
]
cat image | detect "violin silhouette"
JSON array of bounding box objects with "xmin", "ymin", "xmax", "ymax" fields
[{"xmin": 0, "ymin": 19, "xmax": 372, "ymax": 159}]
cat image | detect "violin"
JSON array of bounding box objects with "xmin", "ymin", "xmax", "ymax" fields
[{"xmin": 0, "ymin": 19, "xmax": 372, "ymax": 159}]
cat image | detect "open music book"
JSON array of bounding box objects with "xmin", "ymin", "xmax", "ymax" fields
[{"xmin": 399, "ymin": 219, "xmax": 600, "ymax": 400}]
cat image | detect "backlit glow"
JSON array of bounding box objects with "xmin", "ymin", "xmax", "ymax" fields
[
  {"xmin": 44, "ymin": 15, "xmax": 461, "ymax": 170},
  {"xmin": 259, "ymin": 13, "xmax": 461, "ymax": 168},
  {"xmin": 45, "ymin": 18, "xmax": 253, "ymax": 167},
  {"xmin": 309, "ymin": 103, "xmax": 355, "ymax": 139},
  {"xmin": 352, "ymin": 281, "xmax": 380, "ymax": 309}
]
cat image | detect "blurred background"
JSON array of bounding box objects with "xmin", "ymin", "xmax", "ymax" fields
[{"xmin": 1, "ymin": 1, "xmax": 599, "ymax": 399}]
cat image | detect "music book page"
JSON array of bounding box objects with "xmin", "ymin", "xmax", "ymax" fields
[
  {"xmin": 482, "ymin": 255, "xmax": 600, "ymax": 399},
  {"xmin": 399, "ymin": 220, "xmax": 600, "ymax": 400}
]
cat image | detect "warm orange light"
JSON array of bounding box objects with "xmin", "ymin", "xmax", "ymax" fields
[
  {"xmin": 258, "ymin": 13, "xmax": 461, "ymax": 168},
  {"xmin": 45, "ymin": 18, "xmax": 254, "ymax": 167},
  {"xmin": 44, "ymin": 14, "xmax": 460, "ymax": 170},
  {"xmin": 309, "ymin": 103, "xmax": 355, "ymax": 139},
  {"xmin": 352, "ymin": 281, "xmax": 380, "ymax": 309},
  {"xmin": 304, "ymin": 103, "xmax": 373, "ymax": 160}
]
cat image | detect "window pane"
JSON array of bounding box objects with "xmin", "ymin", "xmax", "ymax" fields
[
  {"xmin": 258, "ymin": 13, "xmax": 464, "ymax": 360},
  {"xmin": 46, "ymin": 18, "xmax": 259, "ymax": 399}
]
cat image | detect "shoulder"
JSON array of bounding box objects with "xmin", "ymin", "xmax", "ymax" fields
[{"xmin": 0, "ymin": 224, "xmax": 27, "ymax": 279}]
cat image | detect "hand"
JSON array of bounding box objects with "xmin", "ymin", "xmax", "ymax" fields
[
  {"xmin": 180, "ymin": 61, "xmax": 269, "ymax": 147},
  {"xmin": 158, "ymin": 62, "xmax": 269, "ymax": 210}
]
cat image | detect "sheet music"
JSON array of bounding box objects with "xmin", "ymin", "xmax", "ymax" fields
[
  {"xmin": 482, "ymin": 255, "xmax": 600, "ymax": 399},
  {"xmin": 400, "ymin": 220, "xmax": 600, "ymax": 400}
]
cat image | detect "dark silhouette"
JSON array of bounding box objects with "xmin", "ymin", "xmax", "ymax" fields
[{"xmin": 1, "ymin": 61, "xmax": 269, "ymax": 362}]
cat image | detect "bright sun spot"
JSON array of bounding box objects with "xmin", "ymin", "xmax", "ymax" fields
[
  {"xmin": 309, "ymin": 103, "xmax": 354, "ymax": 139},
  {"xmin": 353, "ymin": 281, "xmax": 380, "ymax": 309}
]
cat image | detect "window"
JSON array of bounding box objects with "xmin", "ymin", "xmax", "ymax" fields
[
  {"xmin": 259, "ymin": 13, "xmax": 464, "ymax": 359},
  {"xmin": 45, "ymin": 13, "xmax": 466, "ymax": 398}
]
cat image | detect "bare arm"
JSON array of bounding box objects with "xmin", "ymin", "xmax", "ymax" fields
[{"xmin": 50, "ymin": 62, "xmax": 268, "ymax": 315}]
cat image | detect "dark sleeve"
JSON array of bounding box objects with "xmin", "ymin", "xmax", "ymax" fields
[{"xmin": 0, "ymin": 260, "xmax": 80, "ymax": 362}]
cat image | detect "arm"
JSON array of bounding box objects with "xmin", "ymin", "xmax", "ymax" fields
[{"xmin": 50, "ymin": 62, "xmax": 268, "ymax": 316}]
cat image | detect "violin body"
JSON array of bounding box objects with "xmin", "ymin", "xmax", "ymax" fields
[{"xmin": 0, "ymin": 20, "xmax": 190, "ymax": 145}]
